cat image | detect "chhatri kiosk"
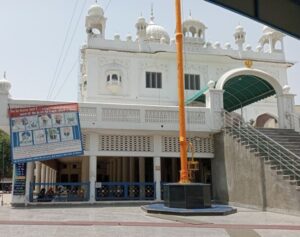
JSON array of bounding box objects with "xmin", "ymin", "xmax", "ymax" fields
[{"xmin": 0, "ymin": 2, "xmax": 299, "ymax": 212}]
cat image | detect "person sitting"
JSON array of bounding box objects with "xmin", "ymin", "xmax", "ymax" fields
[
  {"xmin": 45, "ymin": 188, "xmax": 55, "ymax": 199},
  {"xmin": 37, "ymin": 188, "xmax": 46, "ymax": 201}
]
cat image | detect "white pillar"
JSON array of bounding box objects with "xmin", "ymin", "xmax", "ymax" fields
[
  {"xmin": 41, "ymin": 163, "xmax": 46, "ymax": 189},
  {"xmin": 35, "ymin": 162, "xmax": 41, "ymax": 192},
  {"xmin": 25, "ymin": 162, "xmax": 34, "ymax": 205},
  {"xmin": 89, "ymin": 155, "xmax": 97, "ymax": 203},
  {"xmin": 153, "ymin": 157, "xmax": 161, "ymax": 201},
  {"xmin": 51, "ymin": 169, "xmax": 55, "ymax": 188},
  {"xmin": 89, "ymin": 133, "xmax": 98, "ymax": 202},
  {"xmin": 0, "ymin": 75, "xmax": 11, "ymax": 133},
  {"xmin": 277, "ymin": 93, "xmax": 295, "ymax": 129},
  {"xmin": 45, "ymin": 166, "xmax": 50, "ymax": 191},
  {"xmin": 205, "ymin": 87, "xmax": 224, "ymax": 130}
]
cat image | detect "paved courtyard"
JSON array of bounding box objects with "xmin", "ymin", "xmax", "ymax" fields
[{"xmin": 0, "ymin": 194, "xmax": 299, "ymax": 237}]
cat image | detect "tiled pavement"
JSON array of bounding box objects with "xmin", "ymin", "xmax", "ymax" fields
[{"xmin": 0, "ymin": 194, "xmax": 299, "ymax": 237}]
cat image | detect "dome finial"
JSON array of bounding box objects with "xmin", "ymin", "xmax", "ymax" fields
[
  {"xmin": 189, "ymin": 9, "xmax": 192, "ymax": 17},
  {"xmin": 3, "ymin": 71, "xmax": 6, "ymax": 79},
  {"xmin": 150, "ymin": 3, "xmax": 154, "ymax": 22}
]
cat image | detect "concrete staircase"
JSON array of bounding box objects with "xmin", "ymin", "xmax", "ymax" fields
[
  {"xmin": 224, "ymin": 112, "xmax": 300, "ymax": 192},
  {"xmin": 257, "ymin": 128, "xmax": 300, "ymax": 157}
]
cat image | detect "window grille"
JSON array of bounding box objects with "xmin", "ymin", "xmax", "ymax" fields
[
  {"xmin": 162, "ymin": 136, "xmax": 214, "ymax": 153},
  {"xmin": 99, "ymin": 135, "xmax": 154, "ymax": 152}
]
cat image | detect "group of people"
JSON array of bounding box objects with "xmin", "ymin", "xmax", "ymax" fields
[
  {"xmin": 37, "ymin": 187, "xmax": 55, "ymax": 201},
  {"xmin": 36, "ymin": 186, "xmax": 85, "ymax": 202}
]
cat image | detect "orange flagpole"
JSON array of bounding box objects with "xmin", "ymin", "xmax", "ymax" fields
[{"xmin": 175, "ymin": 0, "xmax": 189, "ymax": 183}]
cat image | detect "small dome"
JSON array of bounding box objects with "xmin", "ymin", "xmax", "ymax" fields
[
  {"xmin": 146, "ymin": 22, "xmax": 170, "ymax": 44},
  {"xmin": 262, "ymin": 26, "xmax": 276, "ymax": 34},
  {"xmin": 0, "ymin": 73, "xmax": 11, "ymax": 94},
  {"xmin": 88, "ymin": 4, "xmax": 104, "ymax": 16},
  {"xmin": 183, "ymin": 16, "xmax": 206, "ymax": 30},
  {"xmin": 235, "ymin": 24, "xmax": 244, "ymax": 32},
  {"xmin": 137, "ymin": 16, "xmax": 146, "ymax": 24}
]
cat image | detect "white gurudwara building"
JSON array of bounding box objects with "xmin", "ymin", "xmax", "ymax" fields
[{"xmin": 0, "ymin": 3, "xmax": 299, "ymax": 212}]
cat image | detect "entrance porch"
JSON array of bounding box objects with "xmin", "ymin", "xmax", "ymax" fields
[{"xmin": 27, "ymin": 156, "xmax": 212, "ymax": 203}]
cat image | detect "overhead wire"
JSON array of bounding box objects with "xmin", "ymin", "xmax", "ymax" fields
[
  {"xmin": 47, "ymin": 0, "xmax": 80, "ymax": 100},
  {"xmin": 48, "ymin": 0, "xmax": 89, "ymax": 100},
  {"xmin": 53, "ymin": 59, "xmax": 78, "ymax": 99},
  {"xmin": 51, "ymin": 0, "xmax": 113, "ymax": 101}
]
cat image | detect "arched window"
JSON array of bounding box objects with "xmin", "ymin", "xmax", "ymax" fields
[
  {"xmin": 105, "ymin": 70, "xmax": 122, "ymax": 85},
  {"xmin": 112, "ymin": 74, "xmax": 118, "ymax": 81}
]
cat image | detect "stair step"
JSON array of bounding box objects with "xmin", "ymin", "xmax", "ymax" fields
[
  {"xmin": 281, "ymin": 175, "xmax": 294, "ymax": 180},
  {"xmin": 290, "ymin": 180, "xmax": 300, "ymax": 186}
]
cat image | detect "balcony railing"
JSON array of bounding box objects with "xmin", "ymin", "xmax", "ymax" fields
[
  {"xmin": 95, "ymin": 182, "xmax": 155, "ymax": 201},
  {"xmin": 8, "ymin": 99, "xmax": 214, "ymax": 132},
  {"xmin": 79, "ymin": 103, "xmax": 212, "ymax": 131}
]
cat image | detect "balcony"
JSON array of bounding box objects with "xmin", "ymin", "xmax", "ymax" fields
[{"xmin": 79, "ymin": 102, "xmax": 214, "ymax": 132}]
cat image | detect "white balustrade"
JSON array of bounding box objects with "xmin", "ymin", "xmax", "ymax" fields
[{"xmin": 8, "ymin": 99, "xmax": 216, "ymax": 132}]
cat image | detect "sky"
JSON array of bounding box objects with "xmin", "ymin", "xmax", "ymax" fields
[{"xmin": 0, "ymin": 0, "xmax": 300, "ymax": 104}]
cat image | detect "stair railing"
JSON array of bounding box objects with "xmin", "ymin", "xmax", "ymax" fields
[{"xmin": 223, "ymin": 111, "xmax": 300, "ymax": 182}]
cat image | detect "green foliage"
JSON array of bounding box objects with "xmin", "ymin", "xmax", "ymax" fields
[{"xmin": 0, "ymin": 129, "xmax": 12, "ymax": 179}]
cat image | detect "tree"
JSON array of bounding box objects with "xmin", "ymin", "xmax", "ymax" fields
[{"xmin": 0, "ymin": 129, "xmax": 12, "ymax": 179}]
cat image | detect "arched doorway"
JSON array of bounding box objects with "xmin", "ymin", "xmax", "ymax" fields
[
  {"xmin": 215, "ymin": 68, "xmax": 294, "ymax": 128},
  {"xmin": 185, "ymin": 67, "xmax": 295, "ymax": 128},
  {"xmin": 255, "ymin": 113, "xmax": 278, "ymax": 128}
]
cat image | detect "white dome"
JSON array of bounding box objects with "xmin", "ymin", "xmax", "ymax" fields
[
  {"xmin": 88, "ymin": 4, "xmax": 104, "ymax": 16},
  {"xmin": 137, "ymin": 16, "xmax": 146, "ymax": 24},
  {"xmin": 262, "ymin": 26, "xmax": 275, "ymax": 34},
  {"xmin": 183, "ymin": 17, "xmax": 206, "ymax": 30},
  {"xmin": 0, "ymin": 74, "xmax": 11, "ymax": 94},
  {"xmin": 235, "ymin": 25, "xmax": 244, "ymax": 32},
  {"xmin": 146, "ymin": 22, "xmax": 170, "ymax": 43}
]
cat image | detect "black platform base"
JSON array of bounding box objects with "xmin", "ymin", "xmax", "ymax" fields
[
  {"xmin": 142, "ymin": 203, "xmax": 237, "ymax": 216},
  {"xmin": 164, "ymin": 183, "xmax": 211, "ymax": 209}
]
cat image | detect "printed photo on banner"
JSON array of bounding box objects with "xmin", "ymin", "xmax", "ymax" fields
[
  {"xmin": 33, "ymin": 129, "xmax": 47, "ymax": 145},
  {"xmin": 25, "ymin": 116, "xmax": 39, "ymax": 130},
  {"xmin": 64, "ymin": 112, "xmax": 77, "ymax": 125},
  {"xmin": 11, "ymin": 117, "xmax": 25, "ymax": 132},
  {"xmin": 38, "ymin": 114, "xmax": 52, "ymax": 128},
  {"xmin": 19, "ymin": 131, "xmax": 33, "ymax": 146},
  {"xmin": 52, "ymin": 113, "xmax": 65, "ymax": 127},
  {"xmin": 61, "ymin": 127, "xmax": 73, "ymax": 141},
  {"xmin": 47, "ymin": 128, "xmax": 60, "ymax": 143}
]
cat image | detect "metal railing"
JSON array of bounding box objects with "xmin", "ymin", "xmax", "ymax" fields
[
  {"xmin": 223, "ymin": 111, "xmax": 300, "ymax": 182},
  {"xmin": 30, "ymin": 182, "xmax": 90, "ymax": 202},
  {"xmin": 95, "ymin": 182, "xmax": 155, "ymax": 201}
]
